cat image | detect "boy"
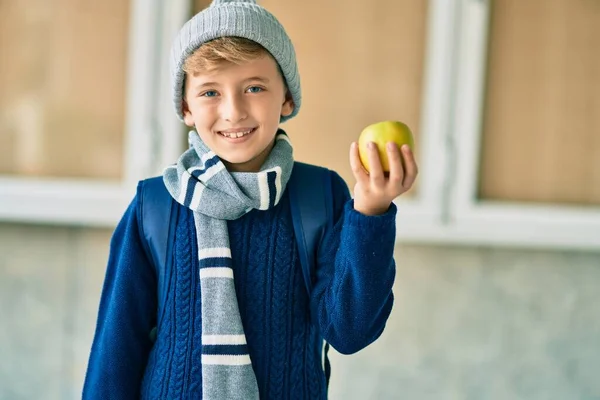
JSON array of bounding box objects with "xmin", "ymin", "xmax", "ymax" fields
[{"xmin": 83, "ymin": 0, "xmax": 418, "ymax": 398}]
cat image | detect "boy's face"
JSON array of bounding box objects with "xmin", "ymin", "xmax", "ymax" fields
[{"xmin": 182, "ymin": 54, "xmax": 294, "ymax": 173}]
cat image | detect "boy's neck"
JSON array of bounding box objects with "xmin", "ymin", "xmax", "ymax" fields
[{"xmin": 223, "ymin": 138, "xmax": 276, "ymax": 173}]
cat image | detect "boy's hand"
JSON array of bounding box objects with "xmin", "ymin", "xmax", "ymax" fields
[{"xmin": 349, "ymin": 141, "xmax": 418, "ymax": 216}]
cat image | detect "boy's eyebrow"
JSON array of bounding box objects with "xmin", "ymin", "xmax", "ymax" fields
[
  {"xmin": 192, "ymin": 77, "xmax": 270, "ymax": 90},
  {"xmin": 243, "ymin": 76, "xmax": 270, "ymax": 84},
  {"xmin": 193, "ymin": 81, "xmax": 220, "ymax": 90}
]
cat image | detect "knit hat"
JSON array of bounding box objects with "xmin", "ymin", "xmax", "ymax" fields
[{"xmin": 170, "ymin": 0, "xmax": 301, "ymax": 123}]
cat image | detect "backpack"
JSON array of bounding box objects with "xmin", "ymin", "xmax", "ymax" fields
[{"xmin": 139, "ymin": 161, "xmax": 334, "ymax": 389}]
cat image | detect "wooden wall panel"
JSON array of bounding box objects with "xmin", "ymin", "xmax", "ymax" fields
[
  {"xmin": 192, "ymin": 1, "xmax": 428, "ymax": 190},
  {"xmin": 0, "ymin": 0, "xmax": 130, "ymax": 180},
  {"xmin": 478, "ymin": 0, "xmax": 600, "ymax": 205}
]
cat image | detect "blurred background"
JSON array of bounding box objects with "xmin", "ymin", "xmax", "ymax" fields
[{"xmin": 1, "ymin": 0, "xmax": 599, "ymax": 399}]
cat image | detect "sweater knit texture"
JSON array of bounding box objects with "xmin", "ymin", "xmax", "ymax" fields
[{"xmin": 83, "ymin": 170, "xmax": 397, "ymax": 399}]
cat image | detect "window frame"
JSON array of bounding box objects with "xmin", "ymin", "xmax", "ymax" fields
[
  {"xmin": 393, "ymin": 0, "xmax": 460, "ymax": 238},
  {"xmin": 0, "ymin": 0, "xmax": 188, "ymax": 226},
  {"xmin": 418, "ymin": 0, "xmax": 600, "ymax": 251}
]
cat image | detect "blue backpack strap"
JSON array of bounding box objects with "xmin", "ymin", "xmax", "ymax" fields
[
  {"xmin": 138, "ymin": 176, "xmax": 178, "ymax": 342},
  {"xmin": 288, "ymin": 161, "xmax": 334, "ymax": 390}
]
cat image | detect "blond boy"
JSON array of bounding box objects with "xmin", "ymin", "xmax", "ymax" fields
[{"xmin": 83, "ymin": 0, "xmax": 417, "ymax": 398}]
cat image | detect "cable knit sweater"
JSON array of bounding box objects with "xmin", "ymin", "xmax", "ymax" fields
[{"xmin": 83, "ymin": 170, "xmax": 397, "ymax": 399}]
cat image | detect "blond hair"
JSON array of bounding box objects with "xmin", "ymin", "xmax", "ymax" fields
[{"xmin": 183, "ymin": 37, "xmax": 269, "ymax": 74}]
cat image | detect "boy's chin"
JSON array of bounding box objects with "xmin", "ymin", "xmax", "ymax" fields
[
  {"xmin": 217, "ymin": 142, "xmax": 275, "ymax": 172},
  {"xmin": 221, "ymin": 156, "xmax": 252, "ymax": 165},
  {"xmin": 217, "ymin": 149, "xmax": 256, "ymax": 163},
  {"xmin": 219, "ymin": 153, "xmax": 263, "ymax": 172}
]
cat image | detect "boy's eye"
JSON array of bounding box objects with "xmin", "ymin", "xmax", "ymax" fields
[
  {"xmin": 201, "ymin": 90, "xmax": 218, "ymax": 97},
  {"xmin": 246, "ymin": 86, "xmax": 264, "ymax": 94}
]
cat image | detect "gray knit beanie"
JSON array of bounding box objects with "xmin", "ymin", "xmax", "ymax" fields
[{"xmin": 170, "ymin": 0, "xmax": 301, "ymax": 123}]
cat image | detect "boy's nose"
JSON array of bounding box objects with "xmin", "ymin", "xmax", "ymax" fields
[{"xmin": 221, "ymin": 95, "xmax": 248, "ymax": 123}]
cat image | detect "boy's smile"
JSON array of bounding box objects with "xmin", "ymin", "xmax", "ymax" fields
[
  {"xmin": 217, "ymin": 127, "xmax": 257, "ymax": 140},
  {"xmin": 182, "ymin": 54, "xmax": 294, "ymax": 173}
]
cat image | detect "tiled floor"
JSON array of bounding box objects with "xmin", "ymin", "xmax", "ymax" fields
[{"xmin": 1, "ymin": 223, "xmax": 599, "ymax": 399}]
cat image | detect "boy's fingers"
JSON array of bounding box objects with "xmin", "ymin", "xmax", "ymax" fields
[
  {"xmin": 366, "ymin": 142, "xmax": 385, "ymax": 185},
  {"xmin": 386, "ymin": 142, "xmax": 404, "ymax": 185},
  {"xmin": 349, "ymin": 142, "xmax": 369, "ymax": 185},
  {"xmin": 401, "ymin": 145, "xmax": 419, "ymax": 189}
]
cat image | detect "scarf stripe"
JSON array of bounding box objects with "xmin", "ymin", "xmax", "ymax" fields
[
  {"xmin": 201, "ymin": 355, "xmax": 252, "ymax": 366},
  {"xmin": 190, "ymin": 154, "xmax": 222, "ymax": 179},
  {"xmin": 174, "ymin": 153, "xmax": 223, "ymax": 207},
  {"xmin": 190, "ymin": 160, "xmax": 224, "ymax": 183},
  {"xmin": 184, "ymin": 162, "xmax": 223, "ymax": 207},
  {"xmin": 199, "ymin": 267, "xmax": 234, "ymax": 279},
  {"xmin": 274, "ymin": 169, "xmax": 283, "ymax": 204},
  {"xmin": 267, "ymin": 171, "xmax": 277, "ymax": 208},
  {"xmin": 258, "ymin": 172, "xmax": 271, "ymax": 210},
  {"xmin": 178, "ymin": 171, "xmax": 191, "ymax": 205},
  {"xmin": 202, "ymin": 334, "xmax": 247, "ymax": 345},
  {"xmin": 257, "ymin": 167, "xmax": 282, "ymax": 210},
  {"xmin": 162, "ymin": 130, "xmax": 294, "ymax": 399},
  {"xmin": 199, "ymin": 258, "xmax": 233, "ymax": 268},
  {"xmin": 199, "ymin": 247, "xmax": 232, "ymax": 259},
  {"xmin": 189, "ymin": 184, "xmax": 205, "ymax": 210},
  {"xmin": 202, "ymin": 344, "xmax": 249, "ymax": 355}
]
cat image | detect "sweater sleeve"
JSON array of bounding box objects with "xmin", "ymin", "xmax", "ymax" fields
[
  {"xmin": 310, "ymin": 171, "xmax": 397, "ymax": 355},
  {"xmin": 82, "ymin": 189, "xmax": 157, "ymax": 398}
]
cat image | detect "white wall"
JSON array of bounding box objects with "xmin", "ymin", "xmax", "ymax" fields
[{"xmin": 1, "ymin": 223, "xmax": 599, "ymax": 400}]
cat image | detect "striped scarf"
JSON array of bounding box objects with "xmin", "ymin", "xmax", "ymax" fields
[{"xmin": 162, "ymin": 129, "xmax": 293, "ymax": 399}]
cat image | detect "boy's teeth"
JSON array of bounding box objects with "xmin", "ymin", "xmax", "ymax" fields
[{"xmin": 222, "ymin": 129, "xmax": 252, "ymax": 138}]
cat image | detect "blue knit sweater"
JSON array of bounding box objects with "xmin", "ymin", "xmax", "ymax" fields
[{"xmin": 83, "ymin": 170, "xmax": 397, "ymax": 399}]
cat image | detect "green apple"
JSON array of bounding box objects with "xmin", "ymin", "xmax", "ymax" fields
[{"xmin": 358, "ymin": 120, "xmax": 414, "ymax": 173}]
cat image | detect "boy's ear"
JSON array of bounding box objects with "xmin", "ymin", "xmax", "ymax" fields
[
  {"xmin": 281, "ymin": 91, "xmax": 294, "ymax": 118},
  {"xmin": 182, "ymin": 100, "xmax": 195, "ymax": 127}
]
